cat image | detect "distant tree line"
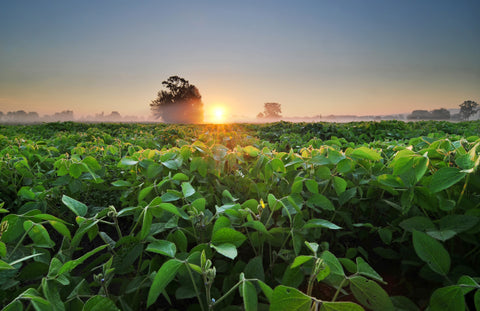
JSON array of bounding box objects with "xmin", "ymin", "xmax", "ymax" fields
[
  {"xmin": 407, "ymin": 100, "xmax": 478, "ymax": 121},
  {"xmin": 0, "ymin": 110, "xmax": 148, "ymax": 123}
]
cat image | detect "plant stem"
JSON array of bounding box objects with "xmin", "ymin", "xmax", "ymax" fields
[
  {"xmin": 331, "ymin": 278, "xmax": 347, "ymax": 302},
  {"xmin": 457, "ymin": 174, "xmax": 470, "ymax": 207},
  {"xmin": 185, "ymin": 263, "xmax": 206, "ymax": 311}
]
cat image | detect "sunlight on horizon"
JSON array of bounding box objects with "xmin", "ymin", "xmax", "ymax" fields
[{"xmin": 208, "ymin": 106, "xmax": 227, "ymax": 124}]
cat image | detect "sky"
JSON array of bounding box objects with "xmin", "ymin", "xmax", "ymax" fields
[{"xmin": 1, "ymin": 0, "xmax": 479, "ymax": 122}]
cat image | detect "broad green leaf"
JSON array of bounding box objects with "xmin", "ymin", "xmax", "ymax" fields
[
  {"xmin": 271, "ymin": 158, "xmax": 286, "ymax": 173},
  {"xmin": 351, "ymin": 147, "xmax": 382, "ymax": 161},
  {"xmin": 356, "ymin": 257, "xmax": 384, "ymax": 283},
  {"xmin": 61, "ymin": 195, "xmax": 87, "ymax": 217},
  {"xmin": 240, "ymin": 280, "xmax": 258, "ymax": 311},
  {"xmin": 412, "ymin": 230, "xmax": 450, "ymax": 276},
  {"xmin": 320, "ymin": 250, "xmax": 345, "ymax": 288},
  {"xmin": 0, "ymin": 241, "xmax": 6, "ymax": 257},
  {"xmin": 333, "ymin": 176, "xmax": 347, "ymax": 195},
  {"xmin": 120, "ymin": 158, "xmax": 138, "ymax": 166},
  {"xmin": 211, "ymin": 227, "xmax": 246, "ymax": 248},
  {"xmin": 211, "ymin": 243, "xmax": 237, "ymax": 259},
  {"xmin": 140, "ymin": 209, "xmax": 152, "ymax": 240},
  {"xmin": 147, "ymin": 259, "xmax": 182, "ymax": 307},
  {"xmin": 390, "ymin": 296, "xmax": 420, "ymax": 311},
  {"xmin": 430, "ymin": 167, "xmax": 466, "ymax": 193},
  {"xmin": 181, "ymin": 182, "xmax": 195, "ymax": 198},
  {"xmin": 475, "ymin": 290, "xmax": 480, "ymax": 311},
  {"xmin": 48, "ymin": 221, "xmax": 71, "ymax": 240},
  {"xmin": 168, "ymin": 230, "xmax": 188, "ymax": 253},
  {"xmin": 377, "ymin": 174, "xmax": 405, "ymax": 188},
  {"xmin": 270, "ymin": 285, "xmax": 311, "ymax": 311},
  {"xmin": 83, "ymin": 295, "xmax": 120, "ymax": 311},
  {"xmin": 42, "ymin": 278, "xmax": 65, "ymax": 311},
  {"xmin": 457, "ymin": 275, "xmax": 479, "ymax": 294},
  {"xmin": 303, "ymin": 219, "xmax": 342, "ymax": 230},
  {"xmin": 157, "ymin": 203, "xmax": 189, "ymax": 220},
  {"xmin": 112, "ymin": 180, "xmax": 132, "ymax": 187},
  {"xmin": 399, "ymin": 216, "xmax": 435, "ymax": 233},
  {"xmin": 291, "ymin": 255, "xmax": 313, "ymax": 269},
  {"xmin": 0, "ymin": 259, "xmax": 14, "ymax": 270},
  {"xmin": 243, "ymin": 220, "xmax": 270, "ymax": 235},
  {"xmin": 58, "ymin": 245, "xmax": 108, "ymax": 275},
  {"xmin": 320, "ymin": 301, "xmax": 365, "ymax": 311},
  {"xmin": 349, "ymin": 276, "xmax": 394, "ymax": 311},
  {"xmin": 2, "ymin": 300, "xmax": 23, "ymax": 311},
  {"xmin": 429, "ymin": 286, "xmax": 464, "ymax": 311},
  {"xmin": 257, "ymin": 280, "xmax": 273, "ymax": 302},
  {"xmin": 69, "ymin": 163, "xmax": 83, "ymax": 178},
  {"xmin": 146, "ymin": 240, "xmax": 177, "ymax": 258},
  {"xmin": 305, "ymin": 241, "xmax": 319, "ymax": 254},
  {"xmin": 308, "ymin": 194, "xmax": 335, "ymax": 211},
  {"xmin": 305, "ymin": 179, "xmax": 318, "ymax": 194},
  {"xmin": 23, "ymin": 220, "xmax": 55, "ymax": 248},
  {"xmin": 1, "ymin": 215, "xmax": 24, "ymax": 243},
  {"xmin": 244, "ymin": 256, "xmax": 265, "ymax": 281},
  {"xmin": 244, "ymin": 146, "xmax": 260, "ymax": 157}
]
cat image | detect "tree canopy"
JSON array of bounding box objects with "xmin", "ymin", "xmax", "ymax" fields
[
  {"xmin": 459, "ymin": 100, "xmax": 478, "ymax": 120},
  {"xmin": 150, "ymin": 76, "xmax": 204, "ymax": 123},
  {"xmin": 257, "ymin": 102, "xmax": 282, "ymax": 119}
]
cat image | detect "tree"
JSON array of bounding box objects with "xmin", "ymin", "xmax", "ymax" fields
[
  {"xmin": 257, "ymin": 102, "xmax": 282, "ymax": 119},
  {"xmin": 459, "ymin": 100, "xmax": 479, "ymax": 120},
  {"xmin": 431, "ymin": 108, "xmax": 450, "ymax": 120},
  {"xmin": 150, "ymin": 76, "xmax": 203, "ymax": 123}
]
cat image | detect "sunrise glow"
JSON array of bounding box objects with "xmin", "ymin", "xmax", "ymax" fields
[{"xmin": 211, "ymin": 106, "xmax": 227, "ymax": 123}]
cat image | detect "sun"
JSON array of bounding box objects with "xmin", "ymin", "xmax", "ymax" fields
[{"xmin": 211, "ymin": 106, "xmax": 226, "ymax": 123}]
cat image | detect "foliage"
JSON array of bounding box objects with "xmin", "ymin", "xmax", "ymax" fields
[
  {"xmin": 257, "ymin": 103, "xmax": 282, "ymax": 119},
  {"xmin": 459, "ymin": 100, "xmax": 479, "ymax": 120},
  {"xmin": 1, "ymin": 120, "xmax": 480, "ymax": 310},
  {"xmin": 150, "ymin": 76, "xmax": 204, "ymax": 123}
]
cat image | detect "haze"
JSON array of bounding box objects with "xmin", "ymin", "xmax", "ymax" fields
[{"xmin": 1, "ymin": 1, "xmax": 479, "ymax": 122}]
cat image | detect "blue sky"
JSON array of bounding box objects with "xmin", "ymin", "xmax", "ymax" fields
[{"xmin": 1, "ymin": 0, "xmax": 479, "ymax": 120}]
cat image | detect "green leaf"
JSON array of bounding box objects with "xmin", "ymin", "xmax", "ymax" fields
[
  {"xmin": 390, "ymin": 296, "xmax": 420, "ymax": 311},
  {"xmin": 23, "ymin": 220, "xmax": 55, "ymax": 248},
  {"xmin": 270, "ymin": 285, "xmax": 311, "ymax": 311},
  {"xmin": 0, "ymin": 259, "xmax": 14, "ymax": 270},
  {"xmin": 211, "ymin": 243, "xmax": 237, "ymax": 259},
  {"xmin": 430, "ymin": 167, "xmax": 466, "ymax": 193},
  {"xmin": 475, "ymin": 290, "xmax": 480, "ymax": 311},
  {"xmin": 41, "ymin": 278, "xmax": 65, "ymax": 311},
  {"xmin": 140, "ymin": 208, "xmax": 152, "ymax": 240},
  {"xmin": 48, "ymin": 221, "xmax": 71, "ymax": 240},
  {"xmin": 58, "ymin": 245, "xmax": 108, "ymax": 275},
  {"xmin": 333, "ymin": 176, "xmax": 347, "ymax": 195},
  {"xmin": 146, "ymin": 240, "xmax": 177, "ymax": 258},
  {"xmin": 211, "ymin": 227, "xmax": 246, "ymax": 248},
  {"xmin": 457, "ymin": 275, "xmax": 479, "ymax": 294},
  {"xmin": 349, "ymin": 276, "xmax": 394, "ymax": 311},
  {"xmin": 244, "ymin": 146, "xmax": 260, "ymax": 157},
  {"xmin": 83, "ymin": 295, "xmax": 120, "ymax": 311},
  {"xmin": 303, "ymin": 219, "xmax": 342, "ymax": 230},
  {"xmin": 320, "ymin": 301, "xmax": 365, "ymax": 311},
  {"xmin": 356, "ymin": 257, "xmax": 384, "ymax": 283},
  {"xmin": 291, "ymin": 255, "xmax": 313, "ymax": 269},
  {"xmin": 351, "ymin": 147, "xmax": 382, "ymax": 161},
  {"xmin": 320, "ymin": 250, "xmax": 345, "ymax": 288},
  {"xmin": 155, "ymin": 202, "xmax": 189, "ymax": 220},
  {"xmin": 429, "ymin": 286, "xmax": 464, "ymax": 311},
  {"xmin": 147, "ymin": 259, "xmax": 183, "ymax": 307},
  {"xmin": 0, "ymin": 241, "xmax": 6, "ymax": 257},
  {"xmin": 241, "ymin": 280, "xmax": 258, "ymax": 311},
  {"xmin": 412, "ymin": 230, "xmax": 450, "ymax": 276},
  {"xmin": 61, "ymin": 195, "xmax": 87, "ymax": 217},
  {"xmin": 181, "ymin": 182, "xmax": 195, "ymax": 198},
  {"xmin": 399, "ymin": 216, "xmax": 435, "ymax": 233},
  {"xmin": 305, "ymin": 179, "xmax": 318, "ymax": 194},
  {"xmin": 243, "ymin": 220, "xmax": 270, "ymax": 235},
  {"xmin": 69, "ymin": 163, "xmax": 83, "ymax": 178},
  {"xmin": 308, "ymin": 194, "xmax": 335, "ymax": 211},
  {"xmin": 120, "ymin": 158, "xmax": 138, "ymax": 166},
  {"xmin": 257, "ymin": 280, "xmax": 273, "ymax": 302}
]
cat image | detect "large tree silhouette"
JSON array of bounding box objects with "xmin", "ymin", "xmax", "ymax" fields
[
  {"xmin": 459, "ymin": 100, "xmax": 478, "ymax": 120},
  {"xmin": 150, "ymin": 76, "xmax": 204, "ymax": 123},
  {"xmin": 257, "ymin": 102, "xmax": 282, "ymax": 119}
]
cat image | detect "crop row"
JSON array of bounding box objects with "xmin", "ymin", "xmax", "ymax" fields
[{"xmin": 0, "ymin": 121, "xmax": 479, "ymax": 310}]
